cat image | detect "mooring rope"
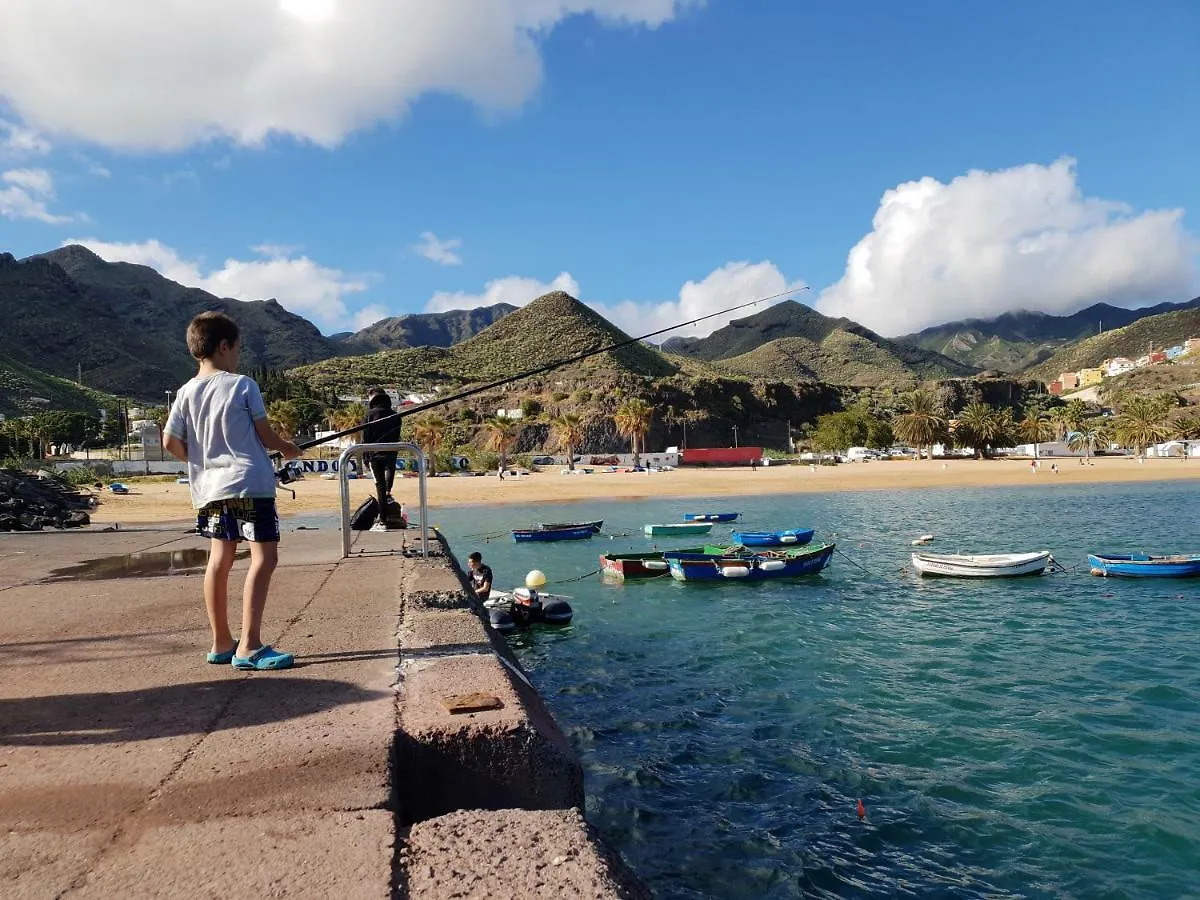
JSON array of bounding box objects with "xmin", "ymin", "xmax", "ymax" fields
[
  {"xmin": 549, "ymin": 568, "xmax": 601, "ymax": 584},
  {"xmin": 835, "ymin": 547, "xmax": 884, "ymax": 578}
]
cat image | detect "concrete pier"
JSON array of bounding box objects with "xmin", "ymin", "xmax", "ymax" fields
[{"xmin": 0, "ymin": 526, "xmax": 647, "ymax": 899}]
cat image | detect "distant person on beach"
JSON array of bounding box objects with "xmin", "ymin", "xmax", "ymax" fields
[
  {"xmin": 363, "ymin": 388, "xmax": 401, "ymax": 531},
  {"xmin": 468, "ymin": 552, "xmax": 493, "ymax": 602},
  {"xmin": 164, "ymin": 311, "xmax": 300, "ymax": 672}
]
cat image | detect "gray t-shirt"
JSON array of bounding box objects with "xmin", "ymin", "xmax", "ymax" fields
[{"xmin": 164, "ymin": 372, "xmax": 275, "ymax": 509}]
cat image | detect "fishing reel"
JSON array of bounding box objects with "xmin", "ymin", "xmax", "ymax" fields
[{"xmin": 272, "ymin": 455, "xmax": 298, "ymax": 498}]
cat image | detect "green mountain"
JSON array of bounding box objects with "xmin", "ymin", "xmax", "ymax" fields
[
  {"xmin": 1027, "ymin": 306, "xmax": 1200, "ymax": 383},
  {"xmin": 663, "ymin": 299, "xmax": 974, "ymax": 384},
  {"xmin": 292, "ymin": 291, "xmax": 677, "ymax": 393},
  {"xmin": 0, "ymin": 351, "xmax": 118, "ymax": 418},
  {"xmin": 896, "ymin": 298, "xmax": 1200, "ymax": 372},
  {"xmin": 336, "ymin": 303, "xmax": 515, "ymax": 353},
  {"xmin": 0, "ymin": 246, "xmax": 337, "ymax": 400}
]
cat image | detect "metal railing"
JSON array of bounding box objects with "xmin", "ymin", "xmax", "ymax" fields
[{"xmin": 337, "ymin": 442, "xmax": 429, "ymax": 559}]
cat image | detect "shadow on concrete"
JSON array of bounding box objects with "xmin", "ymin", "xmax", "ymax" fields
[
  {"xmin": 295, "ymin": 649, "xmax": 397, "ymax": 667},
  {"xmin": 0, "ymin": 677, "xmax": 387, "ymax": 747},
  {"xmin": 0, "ymin": 630, "xmax": 194, "ymax": 667}
]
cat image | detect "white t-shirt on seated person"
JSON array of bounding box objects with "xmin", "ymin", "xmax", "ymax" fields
[{"xmin": 164, "ymin": 371, "xmax": 276, "ymax": 509}]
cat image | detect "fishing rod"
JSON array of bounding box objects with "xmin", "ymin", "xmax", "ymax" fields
[{"xmin": 274, "ymin": 285, "xmax": 810, "ymax": 482}]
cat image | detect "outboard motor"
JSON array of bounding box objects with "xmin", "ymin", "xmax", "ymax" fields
[
  {"xmin": 488, "ymin": 605, "xmax": 517, "ymax": 634},
  {"xmin": 511, "ymin": 587, "xmax": 542, "ymax": 628}
]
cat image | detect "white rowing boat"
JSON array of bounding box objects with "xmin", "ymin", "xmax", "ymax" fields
[{"xmin": 911, "ymin": 550, "xmax": 1052, "ymax": 578}]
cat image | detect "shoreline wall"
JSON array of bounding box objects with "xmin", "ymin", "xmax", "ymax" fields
[{"xmin": 393, "ymin": 533, "xmax": 650, "ymax": 898}]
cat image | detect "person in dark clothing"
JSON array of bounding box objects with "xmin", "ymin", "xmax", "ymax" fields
[
  {"xmin": 467, "ymin": 552, "xmax": 493, "ymax": 602},
  {"xmin": 363, "ymin": 388, "xmax": 402, "ymax": 529}
]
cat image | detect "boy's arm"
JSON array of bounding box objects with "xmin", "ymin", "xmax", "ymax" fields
[
  {"xmin": 164, "ymin": 435, "xmax": 188, "ymax": 462},
  {"xmin": 254, "ymin": 419, "xmax": 302, "ymax": 459}
]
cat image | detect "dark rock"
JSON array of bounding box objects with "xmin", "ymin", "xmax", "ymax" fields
[{"xmin": 0, "ymin": 469, "xmax": 93, "ymax": 531}]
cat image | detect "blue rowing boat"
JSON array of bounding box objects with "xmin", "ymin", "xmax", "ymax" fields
[
  {"xmin": 537, "ymin": 519, "xmax": 603, "ymax": 533},
  {"xmin": 666, "ymin": 542, "xmax": 835, "ymax": 582},
  {"xmin": 682, "ymin": 512, "xmax": 740, "ymax": 523},
  {"xmin": 1088, "ymin": 553, "xmax": 1200, "ymax": 578},
  {"xmin": 512, "ymin": 525, "xmax": 594, "ymax": 543},
  {"xmin": 731, "ymin": 528, "xmax": 814, "ymax": 548}
]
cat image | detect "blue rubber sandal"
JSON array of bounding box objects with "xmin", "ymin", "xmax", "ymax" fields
[
  {"xmin": 231, "ymin": 645, "xmax": 294, "ymax": 671},
  {"xmin": 206, "ymin": 641, "xmax": 239, "ymax": 665}
]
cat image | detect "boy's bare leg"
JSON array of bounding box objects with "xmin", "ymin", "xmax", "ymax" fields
[
  {"xmin": 238, "ymin": 540, "xmax": 279, "ymax": 653},
  {"xmin": 205, "ymin": 539, "xmax": 239, "ymax": 654}
]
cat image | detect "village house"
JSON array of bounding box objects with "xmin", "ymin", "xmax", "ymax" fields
[
  {"xmin": 1106, "ymin": 357, "xmax": 1135, "ymax": 377},
  {"xmin": 1058, "ymin": 372, "xmax": 1080, "ymax": 390},
  {"xmin": 1166, "ymin": 345, "xmax": 1185, "ymax": 360},
  {"xmin": 1078, "ymin": 367, "xmax": 1104, "ymax": 386}
]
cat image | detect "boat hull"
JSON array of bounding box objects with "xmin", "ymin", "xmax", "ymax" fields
[
  {"xmin": 731, "ymin": 528, "xmax": 814, "ymax": 548},
  {"xmin": 667, "ymin": 543, "xmax": 835, "ymax": 582},
  {"xmin": 682, "ymin": 512, "xmax": 740, "ymax": 523},
  {"xmin": 1088, "ymin": 554, "xmax": 1200, "ymax": 578},
  {"xmin": 601, "ymin": 546, "xmax": 735, "ymax": 579},
  {"xmin": 912, "ymin": 551, "xmax": 1051, "ymax": 578},
  {"xmin": 644, "ymin": 523, "xmax": 714, "ymax": 537},
  {"xmin": 538, "ymin": 520, "xmax": 603, "ymax": 533},
  {"xmin": 512, "ymin": 526, "xmax": 594, "ymax": 542}
]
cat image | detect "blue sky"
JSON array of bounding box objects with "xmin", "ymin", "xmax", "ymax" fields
[{"xmin": 0, "ymin": 0, "xmax": 1197, "ymax": 336}]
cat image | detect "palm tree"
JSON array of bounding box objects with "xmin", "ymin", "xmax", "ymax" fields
[
  {"xmin": 892, "ymin": 390, "xmax": 946, "ymax": 461},
  {"xmin": 329, "ymin": 402, "xmax": 366, "ymax": 433},
  {"xmin": 613, "ymin": 398, "xmax": 653, "ymax": 466},
  {"xmin": 1114, "ymin": 395, "xmax": 1171, "ymax": 457},
  {"xmin": 1018, "ymin": 410, "xmax": 1054, "ymax": 460},
  {"xmin": 267, "ymin": 400, "xmax": 300, "ymax": 439},
  {"xmin": 552, "ymin": 413, "xmax": 587, "ymax": 471},
  {"xmin": 483, "ymin": 417, "xmax": 519, "ymax": 477},
  {"xmin": 411, "ymin": 415, "xmax": 448, "ymax": 474},
  {"xmin": 1067, "ymin": 421, "xmax": 1106, "ymax": 463},
  {"xmin": 1172, "ymin": 412, "xmax": 1200, "ymax": 459},
  {"xmin": 1061, "ymin": 399, "xmax": 1090, "ymax": 435},
  {"xmin": 952, "ymin": 401, "xmax": 996, "ymax": 459}
]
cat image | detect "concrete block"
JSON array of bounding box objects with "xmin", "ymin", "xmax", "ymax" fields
[
  {"xmin": 72, "ymin": 810, "xmax": 393, "ymax": 900},
  {"xmin": 402, "ymin": 808, "xmax": 651, "ymax": 900},
  {"xmin": 396, "ymin": 654, "xmax": 583, "ymax": 822},
  {"xmin": 399, "ymin": 607, "xmax": 492, "ymax": 654}
]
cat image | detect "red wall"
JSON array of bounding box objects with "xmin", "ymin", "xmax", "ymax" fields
[{"xmin": 680, "ymin": 447, "xmax": 763, "ymax": 466}]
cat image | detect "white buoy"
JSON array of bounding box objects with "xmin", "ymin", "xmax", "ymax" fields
[
  {"xmin": 911, "ymin": 534, "xmax": 935, "ymax": 546},
  {"xmin": 525, "ymin": 569, "xmax": 547, "ymax": 589}
]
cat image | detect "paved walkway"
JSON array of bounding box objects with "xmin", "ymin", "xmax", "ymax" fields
[{"xmin": 1, "ymin": 526, "xmax": 407, "ymax": 899}]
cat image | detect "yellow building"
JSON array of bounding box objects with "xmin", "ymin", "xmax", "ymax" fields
[{"xmin": 1077, "ymin": 367, "xmax": 1104, "ymax": 387}]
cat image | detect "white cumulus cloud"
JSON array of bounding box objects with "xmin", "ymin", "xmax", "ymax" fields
[
  {"xmin": 1, "ymin": 167, "xmax": 73, "ymax": 223},
  {"xmin": 425, "ymin": 272, "xmax": 581, "ymax": 313},
  {"xmin": 412, "ymin": 232, "xmax": 463, "ymax": 266},
  {"xmin": 64, "ymin": 238, "xmax": 371, "ymax": 330},
  {"xmin": 352, "ymin": 304, "xmax": 390, "ymax": 331},
  {"xmin": 0, "ymin": 119, "xmax": 51, "ymax": 156},
  {"xmin": 818, "ymin": 158, "xmax": 1199, "ymax": 336},
  {"xmin": 594, "ymin": 261, "xmax": 805, "ymax": 340},
  {"xmin": 0, "ymin": 0, "xmax": 695, "ymax": 151}
]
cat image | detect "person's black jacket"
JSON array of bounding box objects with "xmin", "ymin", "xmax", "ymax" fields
[{"xmin": 364, "ymin": 396, "xmax": 402, "ymax": 460}]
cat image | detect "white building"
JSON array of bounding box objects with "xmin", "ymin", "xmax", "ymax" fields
[
  {"xmin": 1011, "ymin": 441, "xmax": 1086, "ymax": 458},
  {"xmin": 1106, "ymin": 357, "xmax": 1135, "ymax": 377},
  {"xmin": 1146, "ymin": 440, "xmax": 1200, "ymax": 458}
]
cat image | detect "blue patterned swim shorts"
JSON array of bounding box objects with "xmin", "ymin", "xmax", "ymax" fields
[{"xmin": 196, "ymin": 498, "xmax": 280, "ymax": 543}]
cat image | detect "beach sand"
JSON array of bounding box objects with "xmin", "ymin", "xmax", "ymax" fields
[{"xmin": 88, "ymin": 456, "xmax": 1200, "ymax": 524}]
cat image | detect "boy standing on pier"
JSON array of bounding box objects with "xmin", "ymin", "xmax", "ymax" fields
[{"xmin": 164, "ymin": 311, "xmax": 301, "ymax": 671}]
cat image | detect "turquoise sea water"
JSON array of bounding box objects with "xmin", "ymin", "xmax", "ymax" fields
[{"xmin": 431, "ymin": 480, "xmax": 1200, "ymax": 899}]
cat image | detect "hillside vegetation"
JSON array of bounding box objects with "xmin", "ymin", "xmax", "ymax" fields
[
  {"xmin": 0, "ymin": 351, "xmax": 119, "ymax": 417},
  {"xmin": 899, "ymin": 298, "xmax": 1200, "ymax": 372},
  {"xmin": 665, "ymin": 300, "xmax": 974, "ymax": 382},
  {"xmin": 1029, "ymin": 307, "xmax": 1200, "ymax": 381},
  {"xmin": 336, "ymin": 303, "xmax": 514, "ymax": 354}
]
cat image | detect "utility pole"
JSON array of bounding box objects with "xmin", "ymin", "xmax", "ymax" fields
[{"xmin": 732, "ymin": 425, "xmax": 739, "ymax": 448}]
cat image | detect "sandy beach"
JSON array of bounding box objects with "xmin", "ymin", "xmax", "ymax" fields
[{"xmin": 88, "ymin": 456, "xmax": 1200, "ymax": 524}]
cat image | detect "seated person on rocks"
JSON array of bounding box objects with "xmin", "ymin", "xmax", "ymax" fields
[{"xmin": 467, "ymin": 551, "xmax": 493, "ymax": 603}]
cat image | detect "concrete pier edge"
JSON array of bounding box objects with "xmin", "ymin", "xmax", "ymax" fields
[{"xmin": 393, "ymin": 531, "xmax": 651, "ymax": 899}]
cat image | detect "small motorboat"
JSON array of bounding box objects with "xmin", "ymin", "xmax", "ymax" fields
[
  {"xmin": 731, "ymin": 528, "xmax": 814, "ymax": 548},
  {"xmin": 537, "ymin": 519, "xmax": 603, "ymax": 533},
  {"xmin": 682, "ymin": 512, "xmax": 740, "ymax": 523},
  {"xmin": 666, "ymin": 542, "xmax": 835, "ymax": 582},
  {"xmin": 1087, "ymin": 553, "xmax": 1200, "ymax": 578},
  {"xmin": 644, "ymin": 522, "xmax": 714, "ymax": 537},
  {"xmin": 599, "ymin": 547, "xmax": 715, "ymax": 579},
  {"xmin": 484, "ymin": 587, "xmax": 574, "ymax": 633},
  {"xmin": 512, "ymin": 525, "xmax": 594, "ymax": 542},
  {"xmin": 911, "ymin": 550, "xmax": 1052, "ymax": 578}
]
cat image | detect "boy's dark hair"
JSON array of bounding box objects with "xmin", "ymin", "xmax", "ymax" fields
[
  {"xmin": 468, "ymin": 552, "xmax": 482, "ymax": 563},
  {"xmin": 367, "ymin": 387, "xmax": 391, "ymax": 407},
  {"xmin": 187, "ymin": 311, "xmax": 240, "ymax": 360}
]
